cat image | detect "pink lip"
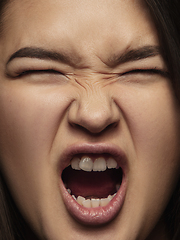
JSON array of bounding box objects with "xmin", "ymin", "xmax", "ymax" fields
[{"xmin": 59, "ymin": 143, "xmax": 128, "ymax": 225}]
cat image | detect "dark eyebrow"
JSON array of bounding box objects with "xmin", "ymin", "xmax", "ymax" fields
[
  {"xmin": 7, "ymin": 45, "xmax": 161, "ymax": 68},
  {"xmin": 7, "ymin": 47, "xmax": 82, "ymax": 67},
  {"xmin": 107, "ymin": 45, "xmax": 161, "ymax": 67}
]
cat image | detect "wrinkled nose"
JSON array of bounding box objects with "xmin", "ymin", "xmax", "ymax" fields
[{"xmin": 68, "ymin": 91, "xmax": 120, "ymax": 134}]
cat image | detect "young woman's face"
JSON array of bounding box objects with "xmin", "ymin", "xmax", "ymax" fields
[{"xmin": 0, "ymin": 0, "xmax": 180, "ymax": 239}]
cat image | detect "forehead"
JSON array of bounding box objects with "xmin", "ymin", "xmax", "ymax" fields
[{"xmin": 1, "ymin": 0, "xmax": 159, "ymax": 64}]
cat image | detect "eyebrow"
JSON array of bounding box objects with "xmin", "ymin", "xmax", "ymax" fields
[
  {"xmin": 7, "ymin": 47, "xmax": 82, "ymax": 67},
  {"xmin": 7, "ymin": 45, "xmax": 160, "ymax": 68},
  {"xmin": 107, "ymin": 45, "xmax": 160, "ymax": 67}
]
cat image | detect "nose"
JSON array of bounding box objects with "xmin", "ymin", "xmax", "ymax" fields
[{"xmin": 68, "ymin": 90, "xmax": 121, "ymax": 134}]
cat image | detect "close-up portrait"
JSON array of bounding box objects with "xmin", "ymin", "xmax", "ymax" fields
[{"xmin": 0, "ymin": 0, "xmax": 180, "ymax": 239}]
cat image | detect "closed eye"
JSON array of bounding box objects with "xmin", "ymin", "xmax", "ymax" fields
[
  {"xmin": 18, "ymin": 69, "xmax": 63, "ymax": 77},
  {"xmin": 6, "ymin": 68, "xmax": 69, "ymax": 85},
  {"xmin": 121, "ymin": 68, "xmax": 169, "ymax": 77}
]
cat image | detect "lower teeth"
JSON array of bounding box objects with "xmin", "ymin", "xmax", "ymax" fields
[{"xmin": 67, "ymin": 188, "xmax": 117, "ymax": 208}]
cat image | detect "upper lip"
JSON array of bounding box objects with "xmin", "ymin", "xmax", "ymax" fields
[{"xmin": 58, "ymin": 142, "xmax": 128, "ymax": 174}]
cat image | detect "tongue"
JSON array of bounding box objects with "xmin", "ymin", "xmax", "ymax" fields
[{"xmin": 63, "ymin": 168, "xmax": 119, "ymax": 198}]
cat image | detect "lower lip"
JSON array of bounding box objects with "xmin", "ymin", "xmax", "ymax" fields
[{"xmin": 60, "ymin": 175, "xmax": 127, "ymax": 225}]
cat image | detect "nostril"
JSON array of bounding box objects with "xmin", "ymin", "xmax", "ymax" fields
[
  {"xmin": 105, "ymin": 122, "xmax": 119, "ymax": 130},
  {"xmin": 97, "ymin": 122, "xmax": 118, "ymax": 134},
  {"xmin": 70, "ymin": 121, "xmax": 119, "ymax": 135}
]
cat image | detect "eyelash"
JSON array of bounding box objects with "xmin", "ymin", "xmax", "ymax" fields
[
  {"xmin": 18, "ymin": 69, "xmax": 62, "ymax": 76},
  {"xmin": 121, "ymin": 68, "xmax": 168, "ymax": 77},
  {"xmin": 14, "ymin": 68, "xmax": 168, "ymax": 79}
]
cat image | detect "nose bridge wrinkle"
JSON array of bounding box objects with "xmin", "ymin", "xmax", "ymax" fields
[{"xmin": 68, "ymin": 88, "xmax": 121, "ymax": 134}]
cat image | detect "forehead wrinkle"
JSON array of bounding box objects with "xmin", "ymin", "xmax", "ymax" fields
[{"xmin": 71, "ymin": 70, "xmax": 118, "ymax": 93}]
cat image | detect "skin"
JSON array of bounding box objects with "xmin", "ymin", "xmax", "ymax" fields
[{"xmin": 0, "ymin": 0, "xmax": 180, "ymax": 239}]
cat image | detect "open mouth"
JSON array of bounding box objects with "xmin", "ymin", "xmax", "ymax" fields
[
  {"xmin": 62, "ymin": 154, "xmax": 123, "ymax": 208},
  {"xmin": 59, "ymin": 144, "xmax": 127, "ymax": 225}
]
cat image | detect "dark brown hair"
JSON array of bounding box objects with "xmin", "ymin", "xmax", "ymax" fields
[
  {"xmin": 145, "ymin": 1, "xmax": 180, "ymax": 238},
  {"xmin": 0, "ymin": 0, "xmax": 180, "ymax": 239},
  {"xmin": 146, "ymin": 0, "xmax": 180, "ymax": 101},
  {"xmin": 0, "ymin": 173, "xmax": 33, "ymax": 240},
  {"xmin": 0, "ymin": 0, "xmax": 9, "ymax": 34}
]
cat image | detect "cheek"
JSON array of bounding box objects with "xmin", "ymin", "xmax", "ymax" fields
[
  {"xmin": 114, "ymin": 81, "xmax": 180, "ymax": 187},
  {"xmin": 0, "ymin": 83, "xmax": 73, "ymax": 174},
  {"xmin": 114, "ymin": 82, "xmax": 180, "ymax": 162},
  {"xmin": 0, "ymin": 82, "xmax": 75, "ymax": 225},
  {"xmin": 112, "ymin": 82, "xmax": 180, "ymax": 236},
  {"xmin": 131, "ymin": 91, "xmax": 179, "ymax": 169}
]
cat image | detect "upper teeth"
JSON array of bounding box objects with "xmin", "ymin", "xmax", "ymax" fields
[{"xmin": 71, "ymin": 156, "xmax": 118, "ymax": 172}]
